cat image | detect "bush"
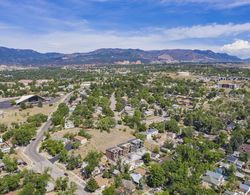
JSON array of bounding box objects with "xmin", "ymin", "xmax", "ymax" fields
[{"xmin": 78, "ymin": 129, "xmax": 92, "ymax": 140}]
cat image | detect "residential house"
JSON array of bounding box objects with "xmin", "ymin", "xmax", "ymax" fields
[
  {"xmin": 134, "ymin": 167, "xmax": 147, "ymax": 176},
  {"xmin": 166, "ymin": 132, "xmax": 177, "ymax": 140},
  {"xmin": 202, "ymin": 170, "xmax": 225, "ymax": 186},
  {"xmin": 143, "ymin": 109, "xmax": 154, "ymax": 117},
  {"xmin": 224, "ymin": 190, "xmax": 239, "ymax": 195},
  {"xmin": 124, "ymin": 105, "xmax": 134, "ymax": 116},
  {"xmin": 235, "ymin": 171, "xmax": 245, "ymax": 179},
  {"xmin": 227, "ymin": 122, "xmax": 236, "ymax": 131},
  {"xmin": 115, "ymin": 180, "xmax": 136, "ymax": 195},
  {"xmin": 239, "ymin": 182, "xmax": 250, "ymax": 195},
  {"xmin": 51, "ymin": 137, "xmax": 69, "ymax": 145},
  {"xmin": 73, "ymin": 136, "xmax": 87, "ymax": 145},
  {"xmin": 0, "ymin": 143, "xmax": 11, "ymax": 153},
  {"xmin": 239, "ymin": 144, "xmax": 250, "ymax": 154},
  {"xmin": 64, "ymin": 120, "xmax": 75, "ymax": 129},
  {"xmin": 151, "ymin": 153, "xmax": 160, "ymax": 161},
  {"xmin": 142, "ymin": 128, "xmax": 159, "ymax": 140},
  {"xmin": 130, "ymin": 173, "xmax": 143, "ymax": 185},
  {"xmin": 227, "ymin": 155, "xmax": 238, "ymax": 164},
  {"xmin": 227, "ymin": 155, "xmax": 245, "ymax": 169},
  {"xmin": 233, "ymin": 151, "xmax": 240, "ymax": 158},
  {"xmin": 128, "ymin": 139, "xmax": 144, "ymax": 152},
  {"xmin": 217, "ymin": 83, "xmax": 240, "ymax": 89}
]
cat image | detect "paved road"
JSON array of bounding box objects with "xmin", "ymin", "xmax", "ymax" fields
[{"xmin": 24, "ymin": 92, "xmax": 87, "ymax": 194}]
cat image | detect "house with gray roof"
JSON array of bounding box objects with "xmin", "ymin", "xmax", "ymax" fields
[{"xmin": 202, "ymin": 170, "xmax": 225, "ymax": 186}]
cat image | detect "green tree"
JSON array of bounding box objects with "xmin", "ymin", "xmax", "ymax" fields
[
  {"xmin": 86, "ymin": 178, "xmax": 99, "ymax": 192},
  {"xmin": 3, "ymin": 155, "xmax": 18, "ymax": 172},
  {"xmin": 147, "ymin": 164, "xmax": 165, "ymax": 188},
  {"xmin": 97, "ymin": 117, "xmax": 116, "ymax": 132},
  {"xmin": 55, "ymin": 177, "xmax": 69, "ymax": 192},
  {"xmin": 142, "ymin": 153, "xmax": 151, "ymax": 165},
  {"xmin": 165, "ymin": 119, "xmax": 180, "ymax": 133},
  {"xmin": 18, "ymin": 183, "xmax": 36, "ymax": 195},
  {"xmin": 102, "ymin": 185, "xmax": 115, "ymax": 195}
]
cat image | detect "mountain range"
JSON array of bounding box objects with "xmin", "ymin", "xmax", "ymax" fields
[{"xmin": 0, "ymin": 46, "xmax": 246, "ymax": 66}]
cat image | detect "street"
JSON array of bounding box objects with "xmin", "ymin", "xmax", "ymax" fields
[{"xmin": 24, "ymin": 92, "xmax": 87, "ymax": 194}]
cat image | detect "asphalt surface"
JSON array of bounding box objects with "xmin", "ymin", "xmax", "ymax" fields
[
  {"xmin": 24, "ymin": 92, "xmax": 87, "ymax": 194},
  {"xmin": 0, "ymin": 100, "xmax": 12, "ymax": 109}
]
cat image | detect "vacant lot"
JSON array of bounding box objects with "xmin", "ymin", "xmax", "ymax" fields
[
  {"xmin": 49, "ymin": 123, "xmax": 135, "ymax": 158},
  {"xmin": 0, "ymin": 104, "xmax": 56, "ymax": 126},
  {"xmin": 76, "ymin": 127, "xmax": 134, "ymax": 157}
]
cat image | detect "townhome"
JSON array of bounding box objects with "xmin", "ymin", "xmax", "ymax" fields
[
  {"xmin": 128, "ymin": 139, "xmax": 144, "ymax": 152},
  {"xmin": 118, "ymin": 142, "xmax": 132, "ymax": 156},
  {"xmin": 106, "ymin": 146, "xmax": 123, "ymax": 161}
]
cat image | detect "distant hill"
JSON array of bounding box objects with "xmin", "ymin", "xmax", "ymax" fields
[{"xmin": 0, "ymin": 46, "xmax": 243, "ymax": 66}]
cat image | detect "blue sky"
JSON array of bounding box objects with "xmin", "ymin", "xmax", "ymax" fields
[{"xmin": 1, "ymin": 0, "xmax": 250, "ymax": 58}]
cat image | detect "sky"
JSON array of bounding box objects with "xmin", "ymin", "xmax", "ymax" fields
[{"xmin": 0, "ymin": 0, "xmax": 250, "ymax": 58}]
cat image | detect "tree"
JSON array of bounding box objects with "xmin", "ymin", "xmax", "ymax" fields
[
  {"xmin": 55, "ymin": 177, "xmax": 77, "ymax": 195},
  {"xmin": 83, "ymin": 119, "xmax": 94, "ymax": 128},
  {"xmin": 0, "ymin": 123, "xmax": 8, "ymax": 132},
  {"xmin": 147, "ymin": 164, "xmax": 165, "ymax": 188},
  {"xmin": 142, "ymin": 153, "xmax": 151, "ymax": 165},
  {"xmin": 83, "ymin": 151, "xmax": 102, "ymax": 178},
  {"xmin": 55, "ymin": 177, "xmax": 69, "ymax": 191},
  {"xmin": 27, "ymin": 114, "xmax": 47, "ymax": 127},
  {"xmin": 102, "ymin": 185, "xmax": 115, "ymax": 195},
  {"xmin": 86, "ymin": 178, "xmax": 99, "ymax": 192},
  {"xmin": 114, "ymin": 175, "xmax": 122, "ymax": 188},
  {"xmin": 3, "ymin": 155, "xmax": 18, "ymax": 172},
  {"xmin": 182, "ymin": 127, "xmax": 194, "ymax": 138},
  {"xmin": 18, "ymin": 183, "xmax": 36, "ymax": 195},
  {"xmin": 0, "ymin": 174, "xmax": 20, "ymax": 194},
  {"xmin": 66, "ymin": 154, "xmax": 82, "ymax": 170},
  {"xmin": 97, "ymin": 117, "xmax": 116, "ymax": 132},
  {"xmin": 58, "ymin": 149, "xmax": 68, "ymax": 163},
  {"xmin": 41, "ymin": 139, "xmax": 65, "ymax": 156},
  {"xmin": 51, "ymin": 103, "xmax": 69, "ymax": 126},
  {"xmin": 20, "ymin": 169, "xmax": 49, "ymax": 195},
  {"xmin": 165, "ymin": 119, "xmax": 180, "ymax": 133},
  {"xmin": 153, "ymin": 146, "xmax": 160, "ymax": 154}
]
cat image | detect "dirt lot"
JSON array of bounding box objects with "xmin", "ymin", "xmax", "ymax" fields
[
  {"xmin": 0, "ymin": 104, "xmax": 56, "ymax": 126},
  {"xmin": 76, "ymin": 127, "xmax": 134, "ymax": 157},
  {"xmin": 51, "ymin": 124, "xmax": 134, "ymax": 158}
]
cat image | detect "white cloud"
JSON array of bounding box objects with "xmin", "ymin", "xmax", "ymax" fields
[
  {"xmin": 160, "ymin": 0, "xmax": 250, "ymax": 9},
  {"xmin": 221, "ymin": 40, "xmax": 250, "ymax": 58},
  {"xmin": 222, "ymin": 40, "xmax": 250, "ymax": 50},
  {"xmin": 163, "ymin": 23, "xmax": 250, "ymax": 40}
]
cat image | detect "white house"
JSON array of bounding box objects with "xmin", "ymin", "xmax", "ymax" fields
[
  {"xmin": 130, "ymin": 173, "xmax": 143, "ymax": 184},
  {"xmin": 64, "ymin": 120, "xmax": 75, "ymax": 129},
  {"xmin": 142, "ymin": 128, "xmax": 159, "ymax": 140}
]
